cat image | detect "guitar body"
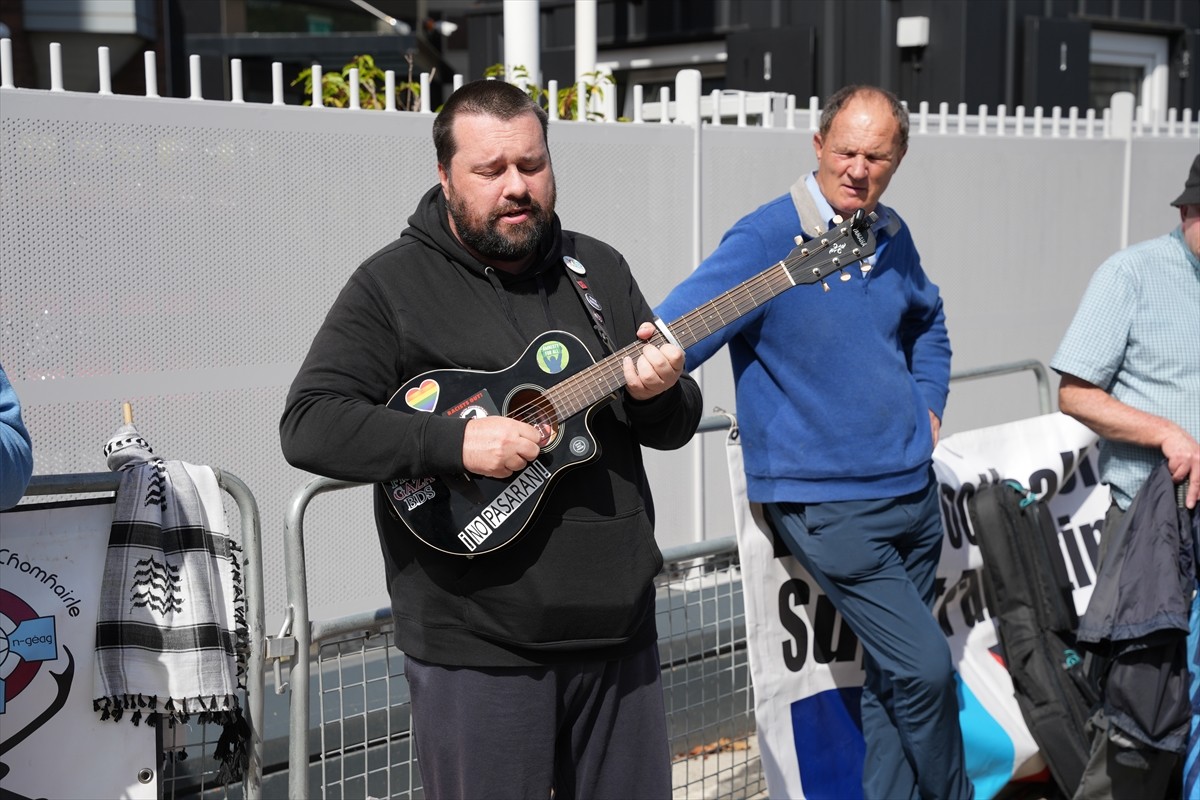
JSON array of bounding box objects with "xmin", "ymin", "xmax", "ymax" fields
[{"xmin": 383, "ymin": 331, "xmax": 605, "ymax": 556}]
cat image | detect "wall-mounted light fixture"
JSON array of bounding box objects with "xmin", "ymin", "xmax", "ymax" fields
[{"xmin": 896, "ymin": 17, "xmax": 930, "ymax": 49}]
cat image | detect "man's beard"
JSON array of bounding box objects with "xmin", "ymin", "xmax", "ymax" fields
[{"xmin": 447, "ymin": 181, "xmax": 556, "ymax": 264}]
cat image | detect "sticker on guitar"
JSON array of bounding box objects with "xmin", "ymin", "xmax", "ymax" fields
[{"xmin": 383, "ymin": 209, "xmax": 879, "ymax": 556}]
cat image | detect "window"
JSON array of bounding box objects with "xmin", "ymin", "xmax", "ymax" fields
[{"xmin": 1089, "ymin": 30, "xmax": 1169, "ymax": 122}]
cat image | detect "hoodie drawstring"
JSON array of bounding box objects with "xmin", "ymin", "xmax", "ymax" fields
[
  {"xmin": 483, "ymin": 266, "xmax": 558, "ymax": 341},
  {"xmin": 483, "ymin": 266, "xmax": 524, "ymax": 336}
]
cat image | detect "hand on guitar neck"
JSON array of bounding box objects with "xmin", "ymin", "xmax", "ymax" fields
[{"xmin": 620, "ymin": 321, "xmax": 686, "ymax": 401}]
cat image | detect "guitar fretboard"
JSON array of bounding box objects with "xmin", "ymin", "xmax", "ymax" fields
[
  {"xmin": 537, "ymin": 261, "xmax": 797, "ymax": 423},
  {"xmin": 510, "ymin": 214, "xmax": 874, "ymax": 427}
]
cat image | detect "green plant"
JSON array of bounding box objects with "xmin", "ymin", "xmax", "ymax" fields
[
  {"xmin": 292, "ymin": 54, "xmax": 426, "ymax": 110},
  {"xmin": 483, "ymin": 64, "xmax": 614, "ymax": 121}
]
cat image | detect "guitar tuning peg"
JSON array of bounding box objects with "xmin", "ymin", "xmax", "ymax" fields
[
  {"xmin": 860, "ymin": 263, "xmax": 873, "ymax": 274},
  {"xmin": 840, "ymin": 271, "xmax": 852, "ymax": 282},
  {"xmin": 794, "ymin": 235, "xmax": 804, "ymax": 245},
  {"xmin": 822, "ymin": 280, "xmax": 830, "ymax": 292},
  {"xmin": 831, "ymin": 214, "xmax": 843, "ymax": 225}
]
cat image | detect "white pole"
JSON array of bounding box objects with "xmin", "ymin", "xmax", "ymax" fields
[
  {"xmin": 312, "ymin": 64, "xmax": 323, "ymax": 108},
  {"xmin": 231, "ymin": 58, "xmax": 244, "ymax": 103},
  {"xmin": 349, "ymin": 68, "xmax": 360, "ymax": 109},
  {"xmin": 675, "ymin": 69, "xmax": 701, "ymax": 126},
  {"xmin": 601, "ymin": 67, "xmax": 615, "ymax": 121},
  {"xmin": 272, "ymin": 62, "xmax": 283, "ymax": 105},
  {"xmin": 97, "ymin": 46, "xmax": 112, "ymax": 95},
  {"xmin": 144, "ymin": 51, "xmax": 159, "ymax": 97},
  {"xmin": 503, "ymin": 0, "xmax": 539, "ymax": 88},
  {"xmin": 575, "ymin": 0, "xmax": 596, "ymax": 83},
  {"xmin": 420, "ymin": 72, "xmax": 431, "ymax": 112},
  {"xmin": 547, "ymin": 79, "xmax": 559, "ymax": 121},
  {"xmin": 50, "ymin": 42, "xmax": 63, "ymax": 92},
  {"xmin": 385, "ymin": 70, "xmax": 396, "ymax": 111},
  {"xmin": 1110, "ymin": 91, "xmax": 1135, "ymax": 250},
  {"xmin": 188, "ymin": 54, "xmax": 202, "ymax": 99},
  {"xmin": 1, "ymin": 38, "xmax": 13, "ymax": 89}
]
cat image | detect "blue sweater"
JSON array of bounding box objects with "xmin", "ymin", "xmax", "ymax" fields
[
  {"xmin": 1, "ymin": 364, "xmax": 34, "ymax": 509},
  {"xmin": 655, "ymin": 191, "xmax": 951, "ymax": 503}
]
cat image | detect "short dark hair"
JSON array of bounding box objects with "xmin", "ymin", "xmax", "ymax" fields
[
  {"xmin": 819, "ymin": 85, "xmax": 909, "ymax": 150},
  {"xmin": 433, "ymin": 80, "xmax": 550, "ymax": 168}
]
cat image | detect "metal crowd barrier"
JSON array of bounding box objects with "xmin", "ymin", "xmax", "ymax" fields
[
  {"xmin": 950, "ymin": 358, "xmax": 1054, "ymax": 416},
  {"xmin": 275, "ymin": 420, "xmax": 763, "ymax": 799},
  {"xmin": 271, "ymin": 360, "xmax": 1054, "ymax": 799},
  {"xmin": 18, "ymin": 470, "xmax": 266, "ymax": 800}
]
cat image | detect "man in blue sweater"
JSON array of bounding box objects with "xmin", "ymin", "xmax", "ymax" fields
[{"xmin": 655, "ymin": 85, "xmax": 969, "ymax": 799}]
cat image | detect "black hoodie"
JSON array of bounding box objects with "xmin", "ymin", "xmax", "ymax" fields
[{"xmin": 280, "ymin": 185, "xmax": 703, "ymax": 666}]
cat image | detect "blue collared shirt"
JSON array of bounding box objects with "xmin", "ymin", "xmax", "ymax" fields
[
  {"xmin": 803, "ymin": 172, "xmax": 894, "ymax": 270},
  {"xmin": 1051, "ymin": 227, "xmax": 1200, "ymax": 509}
]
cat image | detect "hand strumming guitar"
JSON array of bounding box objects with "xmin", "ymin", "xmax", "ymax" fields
[{"xmin": 462, "ymin": 416, "xmax": 544, "ymax": 479}]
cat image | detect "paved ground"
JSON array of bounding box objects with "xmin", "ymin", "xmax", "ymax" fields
[{"xmin": 671, "ymin": 733, "xmax": 767, "ymax": 799}]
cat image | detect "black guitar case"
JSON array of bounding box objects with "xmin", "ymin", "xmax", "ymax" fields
[{"xmin": 968, "ymin": 480, "xmax": 1099, "ymax": 797}]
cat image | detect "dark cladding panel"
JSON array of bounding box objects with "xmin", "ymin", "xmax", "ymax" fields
[
  {"xmin": 727, "ymin": 0, "xmax": 774, "ymax": 29},
  {"xmin": 831, "ymin": 0, "xmax": 883, "ymax": 91},
  {"xmin": 725, "ymin": 26, "xmax": 817, "ymax": 99},
  {"xmin": 466, "ymin": 12, "xmax": 504, "ymax": 83},
  {"xmin": 542, "ymin": 3, "xmax": 574, "ymax": 49},
  {"xmin": 963, "ymin": 0, "xmax": 1008, "ymax": 107},
  {"xmin": 1114, "ymin": 0, "xmax": 1144, "ymax": 20},
  {"xmin": 1181, "ymin": 29, "xmax": 1200, "ymax": 112},
  {"xmin": 1022, "ymin": 16, "xmax": 1090, "ymax": 110},
  {"xmin": 540, "ymin": 48, "xmax": 575, "ymax": 89}
]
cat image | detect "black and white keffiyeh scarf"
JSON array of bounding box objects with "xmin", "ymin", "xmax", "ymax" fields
[{"xmin": 93, "ymin": 424, "xmax": 249, "ymax": 783}]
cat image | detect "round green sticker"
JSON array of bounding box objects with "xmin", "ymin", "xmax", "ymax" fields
[{"xmin": 536, "ymin": 341, "xmax": 568, "ymax": 374}]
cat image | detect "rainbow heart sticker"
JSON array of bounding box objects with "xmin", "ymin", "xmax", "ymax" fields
[{"xmin": 405, "ymin": 379, "xmax": 440, "ymax": 412}]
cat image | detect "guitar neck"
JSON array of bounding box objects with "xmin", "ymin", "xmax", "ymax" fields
[{"xmin": 543, "ymin": 261, "xmax": 796, "ymax": 419}]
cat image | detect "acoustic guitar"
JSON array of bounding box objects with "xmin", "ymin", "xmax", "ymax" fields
[{"xmin": 383, "ymin": 209, "xmax": 878, "ymax": 555}]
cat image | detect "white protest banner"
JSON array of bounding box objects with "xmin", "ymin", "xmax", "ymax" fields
[
  {"xmin": 731, "ymin": 411, "xmax": 1109, "ymax": 800},
  {"xmin": 0, "ymin": 499, "xmax": 158, "ymax": 799}
]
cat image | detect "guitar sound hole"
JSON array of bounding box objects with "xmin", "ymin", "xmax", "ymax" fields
[{"xmin": 509, "ymin": 387, "xmax": 559, "ymax": 449}]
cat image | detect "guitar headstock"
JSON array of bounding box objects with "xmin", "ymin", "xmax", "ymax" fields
[{"xmin": 782, "ymin": 208, "xmax": 879, "ymax": 290}]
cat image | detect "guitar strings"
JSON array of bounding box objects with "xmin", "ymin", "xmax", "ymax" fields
[{"xmin": 504, "ymin": 228, "xmax": 853, "ymax": 430}]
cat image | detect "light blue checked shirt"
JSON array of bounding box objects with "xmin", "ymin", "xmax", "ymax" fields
[{"xmin": 1051, "ymin": 226, "xmax": 1200, "ymax": 510}]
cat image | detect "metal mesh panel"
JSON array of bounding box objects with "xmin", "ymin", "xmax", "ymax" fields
[
  {"xmin": 659, "ymin": 548, "xmax": 764, "ymax": 799},
  {"xmin": 1, "ymin": 94, "xmax": 438, "ymax": 631},
  {"xmin": 297, "ymin": 545, "xmax": 763, "ymax": 800},
  {"xmin": 159, "ymin": 717, "xmax": 248, "ymax": 800}
]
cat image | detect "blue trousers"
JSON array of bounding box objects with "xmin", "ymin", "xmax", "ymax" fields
[
  {"xmin": 404, "ymin": 639, "xmax": 672, "ymax": 800},
  {"xmin": 765, "ymin": 472, "xmax": 973, "ymax": 800}
]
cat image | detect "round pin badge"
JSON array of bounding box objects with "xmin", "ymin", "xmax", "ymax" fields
[
  {"xmin": 563, "ymin": 256, "xmax": 586, "ymax": 275},
  {"xmin": 585, "ymin": 293, "xmax": 602, "ymax": 311}
]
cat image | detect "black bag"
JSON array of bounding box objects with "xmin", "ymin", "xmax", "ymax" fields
[{"xmin": 968, "ymin": 480, "xmax": 1099, "ymax": 798}]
